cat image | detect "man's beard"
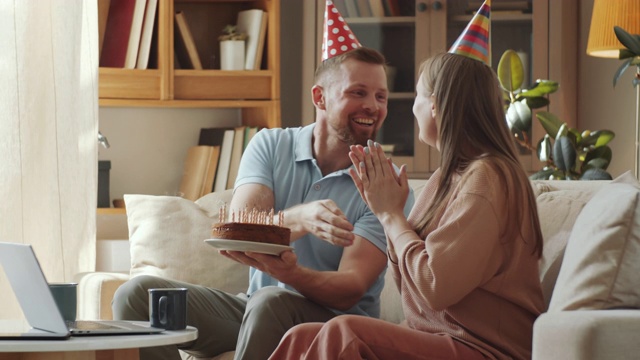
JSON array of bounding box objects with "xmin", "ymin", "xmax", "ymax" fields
[{"xmin": 335, "ymin": 123, "xmax": 377, "ymax": 147}]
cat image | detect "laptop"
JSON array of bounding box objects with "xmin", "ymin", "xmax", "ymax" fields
[{"xmin": 0, "ymin": 242, "xmax": 164, "ymax": 339}]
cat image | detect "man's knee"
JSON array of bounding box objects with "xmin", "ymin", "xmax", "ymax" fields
[
  {"xmin": 112, "ymin": 275, "xmax": 165, "ymax": 319},
  {"xmin": 114, "ymin": 275, "xmax": 160, "ymax": 301},
  {"xmin": 247, "ymin": 287, "xmax": 299, "ymax": 309},
  {"xmin": 244, "ymin": 287, "xmax": 301, "ymax": 320}
]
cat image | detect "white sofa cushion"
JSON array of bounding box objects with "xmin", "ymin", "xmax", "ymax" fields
[
  {"xmin": 548, "ymin": 174, "xmax": 640, "ymax": 311},
  {"xmin": 124, "ymin": 190, "xmax": 249, "ymax": 295},
  {"xmin": 533, "ymin": 186, "xmax": 593, "ymax": 307}
]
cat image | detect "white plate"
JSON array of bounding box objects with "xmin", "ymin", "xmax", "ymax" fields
[{"xmin": 205, "ymin": 239, "xmax": 293, "ymax": 255}]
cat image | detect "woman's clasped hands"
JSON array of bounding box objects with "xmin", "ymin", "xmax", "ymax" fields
[{"xmin": 348, "ymin": 139, "xmax": 410, "ymax": 220}]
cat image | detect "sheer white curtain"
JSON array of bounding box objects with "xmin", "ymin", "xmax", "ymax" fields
[{"xmin": 0, "ymin": 1, "xmax": 98, "ymax": 318}]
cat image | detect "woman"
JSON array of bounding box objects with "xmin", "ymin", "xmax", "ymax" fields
[{"xmin": 268, "ymin": 52, "xmax": 545, "ymax": 360}]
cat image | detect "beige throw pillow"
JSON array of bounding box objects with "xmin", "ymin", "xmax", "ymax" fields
[
  {"xmin": 535, "ymin": 188, "xmax": 592, "ymax": 307},
  {"xmin": 124, "ymin": 190, "xmax": 249, "ymax": 295},
  {"xmin": 548, "ymin": 179, "xmax": 640, "ymax": 311}
]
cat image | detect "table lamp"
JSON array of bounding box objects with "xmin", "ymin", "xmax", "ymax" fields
[{"xmin": 586, "ymin": 0, "xmax": 640, "ymax": 178}]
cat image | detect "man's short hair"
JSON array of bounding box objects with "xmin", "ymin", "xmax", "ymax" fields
[{"xmin": 314, "ymin": 47, "xmax": 386, "ymax": 85}]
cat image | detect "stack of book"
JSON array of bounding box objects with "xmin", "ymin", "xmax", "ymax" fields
[
  {"xmin": 178, "ymin": 126, "xmax": 260, "ymax": 201},
  {"xmin": 99, "ymin": 0, "xmax": 158, "ymax": 69}
]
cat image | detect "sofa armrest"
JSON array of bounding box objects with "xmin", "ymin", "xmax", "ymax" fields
[
  {"xmin": 379, "ymin": 269, "xmax": 404, "ymax": 324},
  {"xmin": 75, "ymin": 271, "xmax": 129, "ymax": 320},
  {"xmin": 533, "ymin": 310, "xmax": 640, "ymax": 360}
]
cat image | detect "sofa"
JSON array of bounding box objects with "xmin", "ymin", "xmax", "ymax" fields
[{"xmin": 77, "ymin": 174, "xmax": 640, "ymax": 360}]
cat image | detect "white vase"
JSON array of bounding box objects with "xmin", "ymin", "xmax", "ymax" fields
[{"xmin": 220, "ymin": 40, "xmax": 245, "ymax": 70}]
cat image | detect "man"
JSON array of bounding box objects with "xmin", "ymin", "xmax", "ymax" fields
[{"xmin": 113, "ymin": 19, "xmax": 413, "ymax": 360}]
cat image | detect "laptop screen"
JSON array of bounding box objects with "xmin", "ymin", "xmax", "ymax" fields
[{"xmin": 0, "ymin": 242, "xmax": 70, "ymax": 336}]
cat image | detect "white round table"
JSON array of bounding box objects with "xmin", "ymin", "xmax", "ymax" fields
[{"xmin": 0, "ymin": 321, "xmax": 197, "ymax": 360}]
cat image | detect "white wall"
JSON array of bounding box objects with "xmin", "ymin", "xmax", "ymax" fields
[
  {"xmin": 579, "ymin": 0, "xmax": 637, "ymax": 178},
  {"xmin": 98, "ymin": 107, "xmax": 239, "ymax": 201}
]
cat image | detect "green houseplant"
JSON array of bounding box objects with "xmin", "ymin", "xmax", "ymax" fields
[
  {"xmin": 218, "ymin": 25, "xmax": 247, "ymax": 42},
  {"xmin": 497, "ymin": 50, "xmax": 615, "ymax": 180},
  {"xmin": 612, "ymin": 26, "xmax": 640, "ymax": 88}
]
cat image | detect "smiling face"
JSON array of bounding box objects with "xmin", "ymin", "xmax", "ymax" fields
[{"xmin": 314, "ymin": 58, "xmax": 388, "ymax": 146}]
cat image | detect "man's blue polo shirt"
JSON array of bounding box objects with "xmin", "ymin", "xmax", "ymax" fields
[{"xmin": 234, "ymin": 123, "xmax": 414, "ymax": 317}]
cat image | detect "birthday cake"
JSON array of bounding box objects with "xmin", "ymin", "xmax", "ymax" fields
[
  {"xmin": 211, "ymin": 222, "xmax": 290, "ymax": 246},
  {"xmin": 212, "ymin": 207, "xmax": 290, "ymax": 246}
]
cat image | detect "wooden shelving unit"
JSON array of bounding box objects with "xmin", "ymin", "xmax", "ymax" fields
[{"xmin": 98, "ymin": 0, "xmax": 281, "ymax": 130}]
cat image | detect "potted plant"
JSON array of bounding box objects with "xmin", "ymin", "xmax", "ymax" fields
[
  {"xmin": 497, "ymin": 49, "xmax": 615, "ymax": 180},
  {"xmin": 218, "ymin": 25, "xmax": 247, "ymax": 70}
]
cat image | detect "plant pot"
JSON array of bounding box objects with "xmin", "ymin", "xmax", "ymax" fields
[{"xmin": 220, "ymin": 40, "xmax": 245, "ymax": 70}]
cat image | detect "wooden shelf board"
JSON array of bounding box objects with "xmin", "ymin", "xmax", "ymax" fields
[
  {"xmin": 174, "ymin": 70, "xmax": 274, "ymax": 100},
  {"xmin": 97, "ymin": 208, "xmax": 126, "ymax": 215},
  {"xmin": 99, "ymin": 68, "xmax": 162, "ymax": 99},
  {"xmin": 346, "ymin": 17, "xmax": 415, "ymax": 26},
  {"xmin": 99, "ymin": 98, "xmax": 278, "ymax": 108},
  {"xmin": 173, "ymin": 69, "xmax": 274, "ymax": 76},
  {"xmin": 451, "ymin": 12, "xmax": 532, "ymax": 23}
]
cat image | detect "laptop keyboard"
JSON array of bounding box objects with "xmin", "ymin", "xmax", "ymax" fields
[{"xmin": 66, "ymin": 320, "xmax": 122, "ymax": 330}]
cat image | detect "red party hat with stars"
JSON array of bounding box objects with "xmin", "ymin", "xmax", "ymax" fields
[
  {"xmin": 321, "ymin": 1, "xmax": 362, "ymax": 61},
  {"xmin": 448, "ymin": 0, "xmax": 491, "ymax": 65}
]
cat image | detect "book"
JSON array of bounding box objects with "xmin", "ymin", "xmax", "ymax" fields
[
  {"xmin": 344, "ymin": 0, "xmax": 359, "ymax": 17},
  {"xmin": 174, "ymin": 11, "xmax": 203, "ymax": 70},
  {"xmin": 97, "ymin": 0, "xmax": 111, "ymax": 55},
  {"xmin": 100, "ymin": 0, "xmax": 136, "ymax": 67},
  {"xmin": 199, "ymin": 127, "xmax": 235, "ymax": 191},
  {"xmin": 136, "ymin": 0, "xmax": 158, "ymax": 69},
  {"xmin": 368, "ymin": 0, "xmax": 385, "ymax": 17},
  {"xmin": 236, "ymin": 9, "xmax": 266, "ymax": 70},
  {"xmin": 382, "ymin": 0, "xmax": 401, "ymax": 16},
  {"xmin": 124, "ymin": 0, "xmax": 147, "ymax": 69},
  {"xmin": 199, "ymin": 127, "xmax": 231, "ymax": 148},
  {"xmin": 355, "ymin": 0, "xmax": 372, "ymax": 17},
  {"xmin": 213, "ymin": 129, "xmax": 236, "ymax": 192},
  {"xmin": 200, "ymin": 146, "xmax": 221, "ymax": 198},
  {"xmin": 179, "ymin": 146, "xmax": 214, "ymax": 201},
  {"xmin": 243, "ymin": 126, "xmax": 259, "ymax": 151},
  {"xmin": 226, "ymin": 126, "xmax": 247, "ymax": 189},
  {"xmin": 251, "ymin": 11, "xmax": 268, "ymax": 70}
]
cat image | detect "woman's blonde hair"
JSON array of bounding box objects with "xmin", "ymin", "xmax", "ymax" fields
[{"xmin": 414, "ymin": 52, "xmax": 543, "ymax": 256}]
